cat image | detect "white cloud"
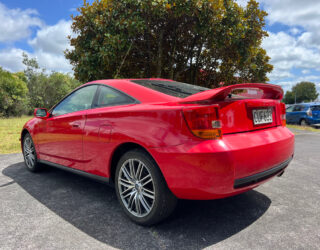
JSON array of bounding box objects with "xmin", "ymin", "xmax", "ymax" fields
[
  {"xmin": 235, "ymin": 0, "xmax": 249, "ymax": 7},
  {"xmin": 28, "ymin": 20, "xmax": 73, "ymax": 72},
  {"xmin": 302, "ymin": 69, "xmax": 310, "ymax": 75},
  {"xmin": 0, "ymin": 3, "xmax": 43, "ymax": 42},
  {"xmin": 289, "ymin": 27, "xmax": 301, "ymax": 36},
  {"xmin": 0, "ymin": 19, "xmax": 73, "ymax": 73},
  {"xmin": 262, "ymin": 31, "xmax": 320, "ymax": 82},
  {"xmin": 262, "ymin": 0, "xmax": 320, "ymax": 29},
  {"xmin": 0, "ymin": 48, "xmax": 28, "ymax": 72},
  {"xmin": 276, "ymin": 76, "xmax": 320, "ymax": 93},
  {"xmin": 258, "ymin": 1, "xmax": 320, "ymax": 93},
  {"xmin": 29, "ymin": 20, "xmax": 72, "ymax": 54}
]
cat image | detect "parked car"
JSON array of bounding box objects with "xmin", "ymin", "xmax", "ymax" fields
[
  {"xmin": 286, "ymin": 102, "xmax": 320, "ymax": 126},
  {"xmin": 21, "ymin": 79, "xmax": 294, "ymax": 225}
]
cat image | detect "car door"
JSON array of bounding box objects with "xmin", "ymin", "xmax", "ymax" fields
[
  {"xmin": 286, "ymin": 106, "xmax": 294, "ymax": 123},
  {"xmin": 82, "ymin": 85, "xmax": 137, "ymax": 177},
  {"xmin": 311, "ymin": 105, "xmax": 320, "ymax": 122},
  {"xmin": 291, "ymin": 105, "xmax": 305, "ymax": 123},
  {"xmin": 38, "ymin": 85, "xmax": 98, "ymax": 169}
]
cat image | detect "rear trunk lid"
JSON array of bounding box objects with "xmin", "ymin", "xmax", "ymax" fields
[{"xmin": 181, "ymin": 83, "xmax": 284, "ymax": 134}]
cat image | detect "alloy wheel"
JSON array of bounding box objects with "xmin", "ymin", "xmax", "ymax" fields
[
  {"xmin": 118, "ymin": 158, "xmax": 155, "ymax": 217},
  {"xmin": 23, "ymin": 136, "xmax": 36, "ymax": 169}
]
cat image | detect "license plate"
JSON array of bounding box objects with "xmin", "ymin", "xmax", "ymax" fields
[{"xmin": 252, "ymin": 109, "xmax": 273, "ymax": 125}]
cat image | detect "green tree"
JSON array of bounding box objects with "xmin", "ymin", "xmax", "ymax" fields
[
  {"xmin": 283, "ymin": 91, "xmax": 294, "ymax": 104},
  {"xmin": 283, "ymin": 82, "xmax": 319, "ymax": 104},
  {"xmin": 0, "ymin": 67, "xmax": 28, "ymax": 117},
  {"xmin": 66, "ymin": 0, "xmax": 272, "ymax": 88},
  {"xmin": 22, "ymin": 53, "xmax": 81, "ymax": 112}
]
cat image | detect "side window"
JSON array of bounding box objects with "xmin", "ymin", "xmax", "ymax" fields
[
  {"xmin": 311, "ymin": 105, "xmax": 320, "ymax": 111},
  {"xmin": 94, "ymin": 86, "xmax": 135, "ymax": 108},
  {"xmin": 286, "ymin": 106, "xmax": 294, "ymax": 112},
  {"xmin": 52, "ymin": 85, "xmax": 98, "ymax": 116},
  {"xmin": 293, "ymin": 105, "xmax": 304, "ymax": 112}
]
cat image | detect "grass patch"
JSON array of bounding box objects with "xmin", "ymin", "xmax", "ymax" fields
[
  {"xmin": 287, "ymin": 124, "xmax": 320, "ymax": 133},
  {"xmin": 0, "ymin": 116, "xmax": 32, "ymax": 154}
]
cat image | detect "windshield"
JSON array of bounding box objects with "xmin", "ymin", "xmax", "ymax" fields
[{"xmin": 131, "ymin": 80, "xmax": 209, "ymax": 98}]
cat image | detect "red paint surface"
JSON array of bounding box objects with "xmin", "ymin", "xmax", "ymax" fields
[{"xmin": 22, "ymin": 79, "xmax": 294, "ymax": 200}]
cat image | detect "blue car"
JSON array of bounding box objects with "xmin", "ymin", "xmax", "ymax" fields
[{"xmin": 286, "ymin": 103, "xmax": 320, "ymax": 126}]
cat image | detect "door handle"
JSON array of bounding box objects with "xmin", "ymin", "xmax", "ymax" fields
[{"xmin": 71, "ymin": 122, "xmax": 81, "ymax": 128}]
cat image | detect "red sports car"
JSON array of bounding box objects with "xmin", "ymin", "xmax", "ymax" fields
[{"xmin": 21, "ymin": 79, "xmax": 294, "ymax": 225}]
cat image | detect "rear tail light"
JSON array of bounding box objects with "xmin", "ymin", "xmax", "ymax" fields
[
  {"xmin": 183, "ymin": 105, "xmax": 222, "ymax": 139},
  {"xmin": 280, "ymin": 102, "xmax": 286, "ymax": 126},
  {"xmin": 307, "ymin": 108, "xmax": 312, "ymax": 117}
]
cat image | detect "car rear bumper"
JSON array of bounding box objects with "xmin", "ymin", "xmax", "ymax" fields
[
  {"xmin": 234, "ymin": 156, "xmax": 292, "ymax": 189},
  {"xmin": 306, "ymin": 117, "xmax": 320, "ymax": 125},
  {"xmin": 149, "ymin": 126, "xmax": 294, "ymax": 200}
]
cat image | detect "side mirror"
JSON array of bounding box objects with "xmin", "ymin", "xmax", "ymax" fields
[{"xmin": 34, "ymin": 108, "xmax": 49, "ymax": 118}]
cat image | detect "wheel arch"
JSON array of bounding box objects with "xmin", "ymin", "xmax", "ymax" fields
[
  {"xmin": 299, "ymin": 118, "xmax": 308, "ymax": 125},
  {"xmin": 20, "ymin": 128, "xmax": 30, "ymax": 148},
  {"xmin": 109, "ymin": 142, "xmax": 161, "ymax": 184}
]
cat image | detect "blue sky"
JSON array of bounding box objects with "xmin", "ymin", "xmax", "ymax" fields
[{"xmin": 0, "ymin": 0, "xmax": 319, "ymax": 95}]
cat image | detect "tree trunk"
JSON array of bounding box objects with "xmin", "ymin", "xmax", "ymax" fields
[
  {"xmin": 156, "ymin": 30, "xmax": 164, "ymax": 78},
  {"xmin": 192, "ymin": 43, "xmax": 203, "ymax": 85}
]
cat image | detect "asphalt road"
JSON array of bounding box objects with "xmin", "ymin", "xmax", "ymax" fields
[{"xmin": 1, "ymin": 129, "xmax": 320, "ymax": 250}]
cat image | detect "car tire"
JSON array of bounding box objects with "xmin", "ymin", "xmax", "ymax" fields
[
  {"xmin": 115, "ymin": 149, "xmax": 177, "ymax": 226},
  {"xmin": 300, "ymin": 119, "xmax": 308, "ymax": 126},
  {"xmin": 22, "ymin": 133, "xmax": 41, "ymax": 172}
]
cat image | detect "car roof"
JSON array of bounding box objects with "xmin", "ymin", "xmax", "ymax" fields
[
  {"xmin": 84, "ymin": 79, "xmax": 180, "ymax": 103},
  {"xmin": 293, "ymin": 102, "xmax": 320, "ymax": 107}
]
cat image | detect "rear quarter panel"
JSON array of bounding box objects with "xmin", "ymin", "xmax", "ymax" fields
[{"xmin": 83, "ymin": 103, "xmax": 193, "ymax": 176}]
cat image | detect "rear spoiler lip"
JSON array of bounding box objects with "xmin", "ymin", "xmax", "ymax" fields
[{"xmin": 180, "ymin": 83, "xmax": 283, "ymax": 103}]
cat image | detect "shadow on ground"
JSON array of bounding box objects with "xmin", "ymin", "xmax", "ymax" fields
[{"xmin": 3, "ymin": 162, "xmax": 271, "ymax": 249}]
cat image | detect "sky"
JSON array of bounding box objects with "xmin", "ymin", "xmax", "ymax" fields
[{"xmin": 0, "ymin": 0, "xmax": 320, "ymax": 94}]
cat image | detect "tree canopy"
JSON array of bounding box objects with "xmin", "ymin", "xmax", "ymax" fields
[
  {"xmin": 283, "ymin": 82, "xmax": 319, "ymax": 104},
  {"xmin": 0, "ymin": 55, "xmax": 81, "ymax": 117},
  {"xmin": 66, "ymin": 0, "xmax": 273, "ymax": 87},
  {"xmin": 23, "ymin": 53, "xmax": 81, "ymax": 111},
  {"xmin": 0, "ymin": 67, "xmax": 28, "ymax": 117}
]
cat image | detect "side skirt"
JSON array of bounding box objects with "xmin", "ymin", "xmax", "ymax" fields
[{"xmin": 38, "ymin": 159, "xmax": 113, "ymax": 186}]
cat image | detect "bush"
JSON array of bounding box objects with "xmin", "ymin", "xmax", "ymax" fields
[
  {"xmin": 0, "ymin": 67, "xmax": 28, "ymax": 117},
  {"xmin": 22, "ymin": 53, "xmax": 81, "ymax": 113}
]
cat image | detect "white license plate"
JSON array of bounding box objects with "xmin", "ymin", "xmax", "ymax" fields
[{"xmin": 252, "ymin": 109, "xmax": 273, "ymax": 125}]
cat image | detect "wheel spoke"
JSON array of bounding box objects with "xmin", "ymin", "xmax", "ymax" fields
[
  {"xmin": 140, "ymin": 174, "xmax": 151, "ymax": 183},
  {"xmin": 128, "ymin": 159, "xmax": 135, "ymax": 179},
  {"xmin": 135, "ymin": 194, "xmax": 141, "ymax": 214},
  {"xmin": 142, "ymin": 188, "xmax": 155, "ymax": 199},
  {"xmin": 122, "ymin": 167, "xmax": 133, "ymax": 182},
  {"xmin": 122, "ymin": 189, "xmax": 135, "ymax": 199},
  {"xmin": 119, "ymin": 180, "xmax": 134, "ymax": 189},
  {"xmin": 28, "ymin": 154, "xmax": 35, "ymax": 165},
  {"xmin": 139, "ymin": 195, "xmax": 151, "ymax": 212},
  {"xmin": 128, "ymin": 192, "xmax": 135, "ymax": 210},
  {"xmin": 141, "ymin": 176, "xmax": 152, "ymax": 187},
  {"xmin": 136, "ymin": 162, "xmax": 143, "ymax": 180},
  {"xmin": 120, "ymin": 177, "xmax": 133, "ymax": 185}
]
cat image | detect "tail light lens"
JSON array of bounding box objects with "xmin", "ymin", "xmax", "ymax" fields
[
  {"xmin": 183, "ymin": 105, "xmax": 222, "ymax": 139},
  {"xmin": 280, "ymin": 102, "xmax": 286, "ymax": 126}
]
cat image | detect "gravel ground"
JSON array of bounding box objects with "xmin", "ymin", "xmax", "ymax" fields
[{"xmin": 0, "ymin": 129, "xmax": 319, "ymax": 249}]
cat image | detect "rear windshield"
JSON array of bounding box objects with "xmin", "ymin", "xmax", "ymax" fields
[{"xmin": 131, "ymin": 80, "xmax": 209, "ymax": 98}]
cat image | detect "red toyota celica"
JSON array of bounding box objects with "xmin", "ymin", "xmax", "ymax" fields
[{"xmin": 21, "ymin": 79, "xmax": 294, "ymax": 225}]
